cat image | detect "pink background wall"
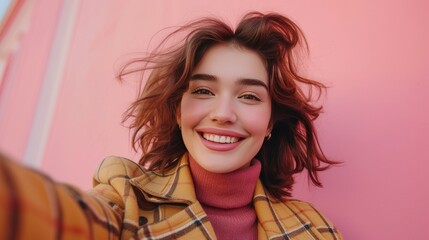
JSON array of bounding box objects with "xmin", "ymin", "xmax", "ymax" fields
[{"xmin": 1, "ymin": 1, "xmax": 428, "ymax": 239}]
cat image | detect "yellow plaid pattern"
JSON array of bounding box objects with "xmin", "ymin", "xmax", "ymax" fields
[{"xmin": 0, "ymin": 153, "xmax": 342, "ymax": 239}]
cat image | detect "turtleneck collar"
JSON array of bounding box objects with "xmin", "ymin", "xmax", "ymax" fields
[{"xmin": 188, "ymin": 154, "xmax": 261, "ymax": 209}]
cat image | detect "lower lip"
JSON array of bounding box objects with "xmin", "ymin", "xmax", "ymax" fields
[{"xmin": 199, "ymin": 134, "xmax": 242, "ymax": 151}]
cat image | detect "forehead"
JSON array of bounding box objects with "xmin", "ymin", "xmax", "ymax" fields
[{"xmin": 192, "ymin": 43, "xmax": 268, "ymax": 84}]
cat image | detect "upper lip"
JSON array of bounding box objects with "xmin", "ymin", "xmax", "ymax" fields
[{"xmin": 196, "ymin": 128, "xmax": 247, "ymax": 138}]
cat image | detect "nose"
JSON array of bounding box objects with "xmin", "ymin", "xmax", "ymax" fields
[{"xmin": 209, "ymin": 96, "xmax": 237, "ymax": 124}]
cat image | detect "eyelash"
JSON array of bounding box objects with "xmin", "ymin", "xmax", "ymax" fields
[
  {"xmin": 239, "ymin": 93, "xmax": 261, "ymax": 101},
  {"xmin": 191, "ymin": 88, "xmax": 261, "ymax": 102},
  {"xmin": 191, "ymin": 88, "xmax": 214, "ymax": 95}
]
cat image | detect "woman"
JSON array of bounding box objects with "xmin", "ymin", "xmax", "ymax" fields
[{"xmin": 0, "ymin": 12, "xmax": 341, "ymax": 239}]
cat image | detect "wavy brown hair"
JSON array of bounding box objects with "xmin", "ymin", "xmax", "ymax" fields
[{"xmin": 119, "ymin": 12, "xmax": 339, "ymax": 199}]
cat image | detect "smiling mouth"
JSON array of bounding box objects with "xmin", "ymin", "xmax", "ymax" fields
[{"xmin": 202, "ymin": 133, "xmax": 241, "ymax": 144}]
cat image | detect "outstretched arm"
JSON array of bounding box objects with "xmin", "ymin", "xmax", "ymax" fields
[{"xmin": 0, "ymin": 153, "xmax": 122, "ymax": 240}]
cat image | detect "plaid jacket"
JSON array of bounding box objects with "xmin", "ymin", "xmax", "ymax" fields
[{"xmin": 0, "ymin": 153, "xmax": 342, "ymax": 239}]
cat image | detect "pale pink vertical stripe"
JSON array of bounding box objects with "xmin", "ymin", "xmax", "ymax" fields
[
  {"xmin": 23, "ymin": 0, "xmax": 80, "ymax": 167},
  {"xmin": 0, "ymin": 0, "xmax": 61, "ymax": 161}
]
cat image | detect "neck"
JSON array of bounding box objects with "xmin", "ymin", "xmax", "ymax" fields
[
  {"xmin": 189, "ymin": 155, "xmax": 261, "ymax": 208},
  {"xmin": 188, "ymin": 154, "xmax": 261, "ymax": 239}
]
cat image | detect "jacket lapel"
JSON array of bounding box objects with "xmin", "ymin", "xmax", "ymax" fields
[
  {"xmin": 137, "ymin": 201, "xmax": 217, "ymax": 239},
  {"xmin": 254, "ymin": 180, "xmax": 307, "ymax": 239},
  {"xmin": 130, "ymin": 154, "xmax": 197, "ymax": 205},
  {"xmin": 129, "ymin": 154, "xmax": 218, "ymax": 239}
]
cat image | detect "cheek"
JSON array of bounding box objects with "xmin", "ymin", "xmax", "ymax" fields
[
  {"xmin": 180, "ymin": 97, "xmax": 207, "ymax": 126},
  {"xmin": 241, "ymin": 106, "xmax": 271, "ymax": 134}
]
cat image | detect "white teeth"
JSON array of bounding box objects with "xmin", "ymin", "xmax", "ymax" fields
[{"xmin": 203, "ymin": 133, "xmax": 239, "ymax": 143}]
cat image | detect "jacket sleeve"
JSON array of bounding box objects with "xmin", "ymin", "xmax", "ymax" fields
[{"xmin": 0, "ymin": 154, "xmax": 123, "ymax": 240}]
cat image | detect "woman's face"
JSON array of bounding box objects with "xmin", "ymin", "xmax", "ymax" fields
[{"xmin": 178, "ymin": 43, "xmax": 271, "ymax": 173}]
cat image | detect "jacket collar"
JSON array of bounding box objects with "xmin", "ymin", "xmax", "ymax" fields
[
  {"xmin": 130, "ymin": 153, "xmax": 197, "ymax": 205},
  {"xmin": 130, "ymin": 153, "xmax": 278, "ymax": 205}
]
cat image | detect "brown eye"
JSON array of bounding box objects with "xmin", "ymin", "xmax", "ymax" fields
[
  {"xmin": 239, "ymin": 94, "xmax": 261, "ymax": 101},
  {"xmin": 191, "ymin": 88, "xmax": 214, "ymax": 96}
]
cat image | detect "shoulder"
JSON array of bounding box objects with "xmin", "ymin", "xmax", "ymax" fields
[
  {"xmin": 284, "ymin": 199, "xmax": 328, "ymax": 223},
  {"xmin": 93, "ymin": 156, "xmax": 146, "ymax": 184},
  {"xmin": 284, "ymin": 199, "xmax": 342, "ymax": 239}
]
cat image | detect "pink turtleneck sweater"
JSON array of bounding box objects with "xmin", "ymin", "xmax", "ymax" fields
[{"xmin": 188, "ymin": 155, "xmax": 261, "ymax": 240}]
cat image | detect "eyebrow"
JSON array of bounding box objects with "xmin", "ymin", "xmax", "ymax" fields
[{"xmin": 190, "ymin": 73, "xmax": 268, "ymax": 90}]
